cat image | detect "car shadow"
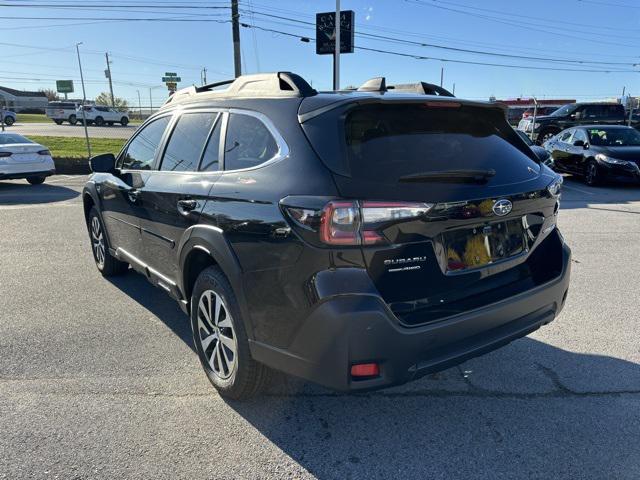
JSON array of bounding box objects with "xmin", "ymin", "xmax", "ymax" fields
[
  {"xmin": 558, "ymin": 174, "xmax": 640, "ymax": 211},
  {"xmin": 0, "ymin": 180, "xmax": 79, "ymax": 205},
  {"xmin": 105, "ymin": 270, "xmax": 640, "ymax": 478},
  {"xmin": 105, "ymin": 270, "xmax": 194, "ymax": 351},
  {"xmin": 222, "ymin": 337, "xmax": 640, "ymax": 479}
]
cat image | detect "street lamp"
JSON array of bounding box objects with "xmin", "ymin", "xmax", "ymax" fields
[{"xmin": 75, "ymin": 42, "xmax": 91, "ymax": 158}]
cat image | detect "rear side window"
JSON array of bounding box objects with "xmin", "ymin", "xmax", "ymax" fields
[
  {"xmin": 224, "ymin": 114, "xmax": 278, "ymax": 171},
  {"xmin": 120, "ymin": 116, "xmax": 170, "ymax": 170},
  {"xmin": 342, "ymin": 104, "xmax": 537, "ymax": 182},
  {"xmin": 160, "ymin": 112, "xmax": 218, "ymax": 172}
]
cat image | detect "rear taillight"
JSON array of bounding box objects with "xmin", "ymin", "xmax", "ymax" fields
[
  {"xmin": 37, "ymin": 149, "xmax": 51, "ymax": 156},
  {"xmin": 0, "ymin": 151, "xmax": 11, "ymax": 157},
  {"xmin": 287, "ymin": 199, "xmax": 433, "ymax": 246}
]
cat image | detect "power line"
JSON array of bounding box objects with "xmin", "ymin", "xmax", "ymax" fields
[
  {"xmin": 241, "ymin": 9, "xmax": 640, "ymax": 67},
  {"xmin": 406, "ymin": 0, "xmax": 640, "ymax": 49},
  {"xmin": 238, "ymin": 22, "xmax": 640, "ymax": 74}
]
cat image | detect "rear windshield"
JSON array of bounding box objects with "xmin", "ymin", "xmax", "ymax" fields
[
  {"xmin": 48, "ymin": 102, "xmax": 76, "ymax": 109},
  {"xmin": 342, "ymin": 104, "xmax": 535, "ymax": 181},
  {"xmin": 0, "ymin": 133, "xmax": 32, "ymax": 145}
]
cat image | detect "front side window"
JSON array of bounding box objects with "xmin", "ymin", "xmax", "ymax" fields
[
  {"xmin": 224, "ymin": 114, "xmax": 278, "ymax": 171},
  {"xmin": 572, "ymin": 129, "xmax": 588, "ymax": 144},
  {"xmin": 559, "ymin": 130, "xmax": 574, "ymax": 143},
  {"xmin": 120, "ymin": 116, "xmax": 170, "ymax": 170},
  {"xmin": 160, "ymin": 112, "xmax": 218, "ymax": 172}
]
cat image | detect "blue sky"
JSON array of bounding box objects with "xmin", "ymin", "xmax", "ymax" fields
[{"xmin": 2, "ymin": 0, "xmax": 640, "ymax": 108}]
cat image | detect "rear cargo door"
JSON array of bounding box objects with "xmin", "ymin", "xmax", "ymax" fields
[{"xmin": 301, "ymin": 101, "xmax": 561, "ymax": 324}]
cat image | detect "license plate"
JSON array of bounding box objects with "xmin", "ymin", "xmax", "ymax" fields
[{"xmin": 443, "ymin": 219, "xmax": 525, "ymax": 272}]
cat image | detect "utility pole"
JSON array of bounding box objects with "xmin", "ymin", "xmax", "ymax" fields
[
  {"xmin": 137, "ymin": 90, "xmax": 142, "ymax": 117},
  {"xmin": 105, "ymin": 52, "xmax": 115, "ymax": 108},
  {"xmin": 231, "ymin": 0, "xmax": 241, "ymax": 77},
  {"xmin": 202, "ymin": 67, "xmax": 207, "ymax": 85},
  {"xmin": 149, "ymin": 88, "xmax": 153, "ymax": 115},
  {"xmin": 76, "ymin": 42, "xmax": 91, "ymax": 159},
  {"xmin": 440, "ymin": 67, "xmax": 444, "ymax": 87},
  {"xmin": 334, "ymin": 0, "xmax": 340, "ymax": 90}
]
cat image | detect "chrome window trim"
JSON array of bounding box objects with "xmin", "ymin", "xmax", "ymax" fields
[
  {"xmin": 118, "ymin": 106, "xmax": 289, "ymax": 175},
  {"xmin": 221, "ymin": 108, "xmax": 289, "ymax": 174}
]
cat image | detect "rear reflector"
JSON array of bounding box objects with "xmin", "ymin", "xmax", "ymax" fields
[
  {"xmin": 37, "ymin": 149, "xmax": 51, "ymax": 156},
  {"xmin": 0, "ymin": 152, "xmax": 11, "ymax": 157},
  {"xmin": 351, "ymin": 363, "xmax": 380, "ymax": 378}
]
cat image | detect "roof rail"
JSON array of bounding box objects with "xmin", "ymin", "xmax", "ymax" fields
[
  {"xmin": 355, "ymin": 77, "xmax": 455, "ymax": 97},
  {"xmin": 163, "ymin": 72, "xmax": 316, "ymax": 106},
  {"xmin": 389, "ymin": 82, "xmax": 455, "ymax": 97}
]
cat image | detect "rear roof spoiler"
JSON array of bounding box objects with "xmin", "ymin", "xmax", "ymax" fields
[{"xmin": 356, "ymin": 77, "xmax": 455, "ymax": 97}]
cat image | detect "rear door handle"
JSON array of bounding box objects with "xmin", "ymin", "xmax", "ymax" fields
[{"xmin": 177, "ymin": 199, "xmax": 198, "ymax": 215}]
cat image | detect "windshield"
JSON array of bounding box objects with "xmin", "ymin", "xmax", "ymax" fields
[
  {"xmin": 0, "ymin": 133, "xmax": 33, "ymax": 145},
  {"xmin": 549, "ymin": 104, "xmax": 578, "ymax": 117},
  {"xmin": 587, "ymin": 128, "xmax": 640, "ymax": 146}
]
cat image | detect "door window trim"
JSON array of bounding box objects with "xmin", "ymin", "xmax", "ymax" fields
[
  {"xmin": 155, "ymin": 110, "xmax": 222, "ymax": 173},
  {"xmin": 221, "ymin": 108, "xmax": 289, "ymax": 173},
  {"xmin": 116, "ymin": 112, "xmax": 175, "ymax": 171}
]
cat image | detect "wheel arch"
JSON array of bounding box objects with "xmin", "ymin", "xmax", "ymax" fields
[{"xmin": 178, "ymin": 225, "xmax": 252, "ymax": 335}]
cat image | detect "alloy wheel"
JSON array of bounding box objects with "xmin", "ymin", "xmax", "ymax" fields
[
  {"xmin": 91, "ymin": 216, "xmax": 105, "ymax": 268},
  {"xmin": 197, "ymin": 290, "xmax": 237, "ymax": 380}
]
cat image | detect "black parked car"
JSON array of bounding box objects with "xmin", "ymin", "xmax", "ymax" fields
[
  {"xmin": 526, "ymin": 102, "xmax": 630, "ymax": 145},
  {"xmin": 82, "ymin": 72, "xmax": 571, "ymax": 400},
  {"xmin": 545, "ymin": 125, "xmax": 640, "ymax": 185},
  {"xmin": 515, "ymin": 129, "xmax": 554, "ymax": 167}
]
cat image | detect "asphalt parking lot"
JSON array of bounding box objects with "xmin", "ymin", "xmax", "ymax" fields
[{"xmin": 1, "ymin": 175, "xmax": 639, "ymax": 479}]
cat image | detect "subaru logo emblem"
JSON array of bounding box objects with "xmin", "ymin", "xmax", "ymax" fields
[{"xmin": 492, "ymin": 199, "xmax": 512, "ymax": 216}]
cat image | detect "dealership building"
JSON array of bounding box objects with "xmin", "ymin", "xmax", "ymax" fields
[{"xmin": 0, "ymin": 86, "xmax": 49, "ymax": 112}]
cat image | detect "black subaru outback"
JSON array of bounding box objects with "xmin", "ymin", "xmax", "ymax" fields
[{"xmin": 83, "ymin": 72, "xmax": 570, "ymax": 400}]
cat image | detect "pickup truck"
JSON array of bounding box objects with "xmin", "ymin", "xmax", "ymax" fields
[{"xmin": 518, "ymin": 102, "xmax": 636, "ymax": 145}]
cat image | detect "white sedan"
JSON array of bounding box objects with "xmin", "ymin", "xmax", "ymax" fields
[{"xmin": 0, "ymin": 133, "xmax": 56, "ymax": 184}]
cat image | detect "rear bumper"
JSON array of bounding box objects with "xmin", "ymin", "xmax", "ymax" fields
[
  {"xmin": 0, "ymin": 168, "xmax": 55, "ymax": 180},
  {"xmin": 250, "ymin": 241, "xmax": 571, "ymax": 392}
]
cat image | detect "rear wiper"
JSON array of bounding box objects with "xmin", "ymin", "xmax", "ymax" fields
[{"xmin": 399, "ymin": 169, "xmax": 496, "ymax": 184}]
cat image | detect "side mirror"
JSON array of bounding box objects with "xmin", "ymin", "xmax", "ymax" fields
[
  {"xmin": 90, "ymin": 153, "xmax": 116, "ymax": 173},
  {"xmin": 573, "ymin": 140, "xmax": 585, "ymax": 147}
]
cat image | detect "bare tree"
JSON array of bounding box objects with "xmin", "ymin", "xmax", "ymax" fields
[{"xmin": 39, "ymin": 89, "xmax": 60, "ymax": 102}]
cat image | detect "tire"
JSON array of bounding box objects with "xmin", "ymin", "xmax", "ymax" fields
[
  {"xmin": 54, "ymin": 120, "xmax": 63, "ymax": 125},
  {"xmin": 94, "ymin": 116, "xmax": 105, "ymax": 126},
  {"xmin": 87, "ymin": 207, "xmax": 129, "ymax": 276},
  {"xmin": 26, "ymin": 176, "xmax": 45, "ymax": 185},
  {"xmin": 537, "ymin": 129, "xmax": 558, "ymax": 146},
  {"xmin": 191, "ymin": 266, "xmax": 271, "ymax": 400},
  {"xmin": 68, "ymin": 114, "xmax": 77, "ymax": 125},
  {"xmin": 585, "ymin": 159, "xmax": 601, "ymax": 186},
  {"xmin": 3, "ymin": 116, "xmax": 14, "ymax": 126},
  {"xmin": 120, "ymin": 117, "xmax": 129, "ymax": 126}
]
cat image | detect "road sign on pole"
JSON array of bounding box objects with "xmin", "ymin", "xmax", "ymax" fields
[
  {"xmin": 162, "ymin": 76, "xmax": 182, "ymax": 82},
  {"xmin": 56, "ymin": 80, "xmax": 74, "ymax": 94}
]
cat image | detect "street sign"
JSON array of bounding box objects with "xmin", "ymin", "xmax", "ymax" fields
[
  {"xmin": 165, "ymin": 72, "xmax": 177, "ymax": 77},
  {"xmin": 166, "ymin": 82, "xmax": 178, "ymax": 92},
  {"xmin": 56, "ymin": 80, "xmax": 74, "ymax": 94},
  {"xmin": 316, "ymin": 10, "xmax": 355, "ymax": 55},
  {"xmin": 162, "ymin": 76, "xmax": 181, "ymax": 82}
]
